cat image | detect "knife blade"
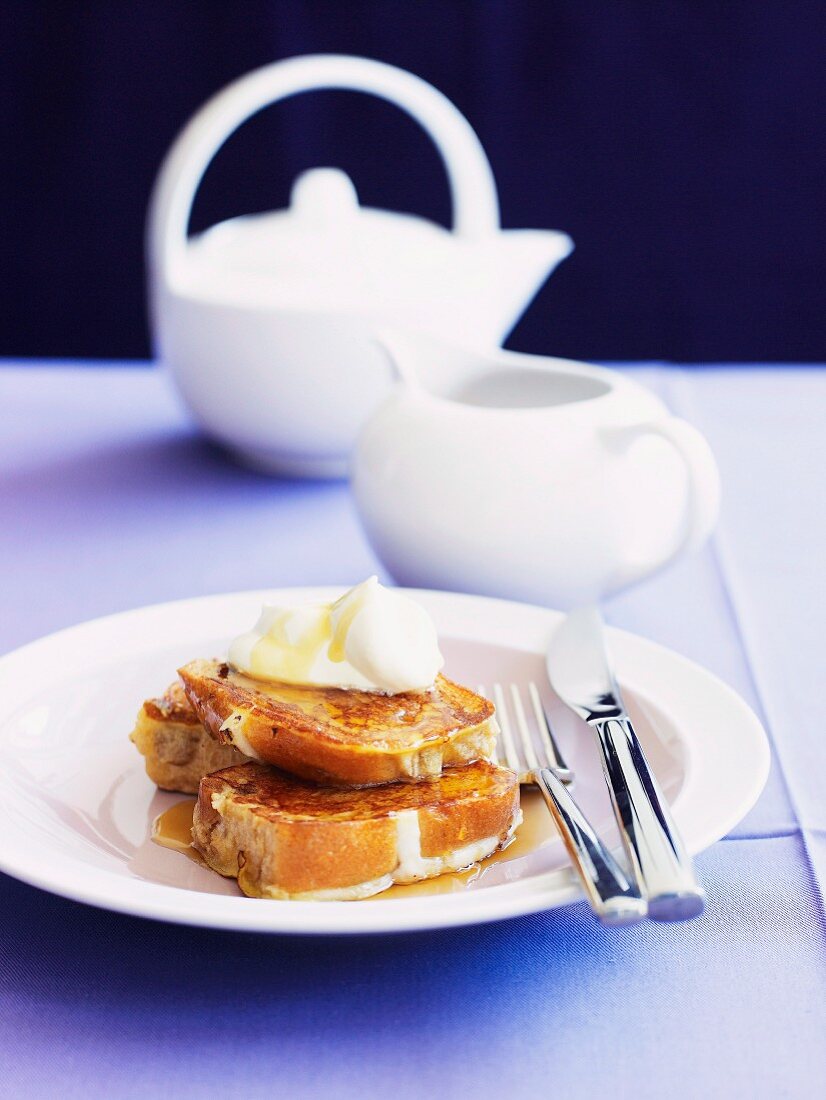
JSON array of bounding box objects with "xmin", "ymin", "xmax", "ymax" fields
[{"xmin": 548, "ymin": 606, "xmax": 705, "ymax": 921}]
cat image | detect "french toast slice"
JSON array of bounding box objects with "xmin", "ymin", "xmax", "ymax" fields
[
  {"xmin": 193, "ymin": 760, "xmax": 521, "ymax": 900},
  {"xmin": 178, "ymin": 659, "xmax": 498, "ymax": 786},
  {"xmin": 130, "ymin": 680, "xmax": 250, "ymax": 794}
]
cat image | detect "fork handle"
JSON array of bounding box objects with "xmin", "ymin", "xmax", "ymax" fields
[
  {"xmin": 592, "ymin": 717, "xmax": 705, "ymax": 921},
  {"xmin": 534, "ymin": 768, "xmax": 647, "ymax": 926}
]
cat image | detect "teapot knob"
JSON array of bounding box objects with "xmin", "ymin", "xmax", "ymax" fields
[{"xmin": 290, "ymin": 167, "xmax": 359, "ymax": 225}]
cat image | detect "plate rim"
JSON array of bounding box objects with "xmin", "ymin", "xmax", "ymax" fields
[{"xmin": 0, "ymin": 586, "xmax": 771, "ymax": 934}]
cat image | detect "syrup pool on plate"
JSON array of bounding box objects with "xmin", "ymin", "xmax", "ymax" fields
[{"xmin": 152, "ymin": 799, "xmax": 204, "ymax": 865}]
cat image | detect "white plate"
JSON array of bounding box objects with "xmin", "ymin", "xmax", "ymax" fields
[{"xmin": 0, "ymin": 588, "xmax": 769, "ymax": 934}]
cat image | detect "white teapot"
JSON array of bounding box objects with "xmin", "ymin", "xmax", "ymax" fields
[
  {"xmin": 351, "ymin": 332, "xmax": 721, "ymax": 607},
  {"xmin": 147, "ymin": 54, "xmax": 572, "ymax": 477}
]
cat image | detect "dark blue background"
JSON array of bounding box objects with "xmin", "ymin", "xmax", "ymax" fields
[{"xmin": 2, "ymin": 1, "xmax": 824, "ymax": 361}]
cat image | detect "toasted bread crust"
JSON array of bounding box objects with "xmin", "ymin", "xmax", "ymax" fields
[
  {"xmin": 179, "ymin": 659, "xmax": 497, "ymax": 786},
  {"xmin": 193, "ymin": 761, "xmax": 520, "ymax": 899},
  {"xmin": 130, "ymin": 681, "xmax": 249, "ymax": 793}
]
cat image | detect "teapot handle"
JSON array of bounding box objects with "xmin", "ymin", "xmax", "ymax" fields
[
  {"xmin": 602, "ymin": 416, "xmax": 722, "ymax": 591},
  {"xmin": 148, "ymin": 53, "xmax": 500, "ymax": 276}
]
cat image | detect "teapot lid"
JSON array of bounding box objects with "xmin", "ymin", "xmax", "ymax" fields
[{"xmin": 184, "ymin": 167, "xmax": 457, "ymax": 307}]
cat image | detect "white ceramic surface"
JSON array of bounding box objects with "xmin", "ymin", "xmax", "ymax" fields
[
  {"xmin": 0, "ymin": 588, "xmax": 767, "ymax": 935},
  {"xmin": 147, "ymin": 55, "xmax": 572, "ymax": 477},
  {"xmin": 352, "ymin": 333, "xmax": 722, "ymax": 607}
]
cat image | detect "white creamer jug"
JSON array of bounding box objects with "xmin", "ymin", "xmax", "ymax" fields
[
  {"xmin": 147, "ymin": 54, "xmax": 573, "ymax": 477},
  {"xmin": 352, "ymin": 332, "xmax": 721, "ymax": 607}
]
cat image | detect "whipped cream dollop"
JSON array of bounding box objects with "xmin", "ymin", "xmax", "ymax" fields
[{"xmin": 227, "ymin": 577, "xmax": 444, "ymax": 694}]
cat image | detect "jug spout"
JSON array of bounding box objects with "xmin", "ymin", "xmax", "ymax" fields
[
  {"xmin": 375, "ymin": 328, "xmax": 430, "ymax": 389},
  {"xmin": 374, "ymin": 327, "xmax": 514, "ymax": 398}
]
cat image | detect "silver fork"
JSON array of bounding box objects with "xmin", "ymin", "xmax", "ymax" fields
[{"xmin": 482, "ymin": 681, "xmax": 647, "ymax": 927}]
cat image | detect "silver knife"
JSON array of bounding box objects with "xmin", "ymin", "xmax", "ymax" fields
[{"xmin": 547, "ymin": 606, "xmax": 705, "ymax": 921}]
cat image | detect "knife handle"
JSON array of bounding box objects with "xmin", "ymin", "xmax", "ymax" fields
[
  {"xmin": 534, "ymin": 767, "xmax": 647, "ymax": 927},
  {"xmin": 593, "ymin": 717, "xmax": 705, "ymax": 921}
]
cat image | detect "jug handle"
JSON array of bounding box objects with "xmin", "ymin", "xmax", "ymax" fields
[
  {"xmin": 148, "ymin": 53, "xmax": 500, "ymax": 277},
  {"xmin": 602, "ymin": 416, "xmax": 722, "ymax": 590}
]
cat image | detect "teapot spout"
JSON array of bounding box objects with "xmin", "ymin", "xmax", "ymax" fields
[
  {"xmin": 377, "ymin": 229, "xmax": 573, "ymax": 355},
  {"xmin": 483, "ymin": 229, "xmax": 574, "ymax": 343}
]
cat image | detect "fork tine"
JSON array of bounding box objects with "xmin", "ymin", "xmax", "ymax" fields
[
  {"xmin": 528, "ymin": 682, "xmax": 574, "ymax": 783},
  {"xmin": 510, "ymin": 684, "xmax": 540, "ymax": 771},
  {"xmin": 492, "ymin": 683, "xmax": 522, "ymax": 773}
]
